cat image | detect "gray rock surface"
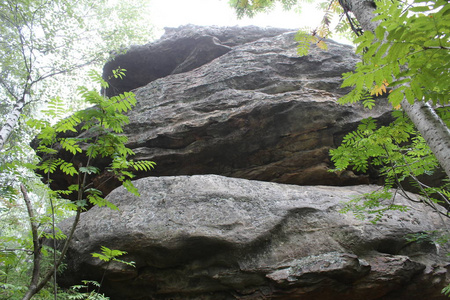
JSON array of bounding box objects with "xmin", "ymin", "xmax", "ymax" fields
[
  {"xmin": 58, "ymin": 175, "xmax": 449, "ymax": 300},
  {"xmin": 123, "ymin": 29, "xmax": 387, "ymax": 185},
  {"xmin": 49, "ymin": 25, "xmax": 394, "ymax": 198},
  {"xmin": 51, "ymin": 25, "xmax": 449, "ymax": 300},
  {"xmin": 103, "ymin": 25, "xmax": 291, "ymax": 97}
]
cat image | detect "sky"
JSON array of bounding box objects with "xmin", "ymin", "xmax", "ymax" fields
[
  {"xmin": 148, "ymin": 0, "xmax": 352, "ymax": 44},
  {"xmin": 150, "ymin": 0, "xmax": 319, "ymax": 29}
]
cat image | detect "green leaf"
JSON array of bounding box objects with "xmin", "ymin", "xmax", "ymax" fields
[
  {"xmin": 404, "ymin": 88, "xmax": 416, "ymax": 104},
  {"xmin": 122, "ymin": 180, "xmax": 140, "ymax": 197},
  {"xmin": 39, "ymin": 158, "xmax": 63, "ymax": 174},
  {"xmin": 295, "ymin": 30, "xmax": 313, "ymax": 56},
  {"xmin": 85, "ymin": 188, "xmax": 102, "ymax": 196},
  {"xmin": 59, "ymin": 138, "xmax": 82, "ymax": 155},
  {"xmin": 87, "ymin": 193, "xmax": 118, "ymax": 210},
  {"xmin": 131, "ymin": 160, "xmax": 156, "ymax": 172},
  {"xmin": 375, "ymin": 25, "xmax": 386, "ymax": 40},
  {"xmin": 91, "ymin": 246, "xmax": 132, "ymax": 265},
  {"xmin": 79, "ymin": 166, "xmax": 100, "ymax": 174},
  {"xmin": 60, "ymin": 162, "xmax": 78, "ymax": 176},
  {"xmin": 409, "ymin": 5, "xmax": 431, "ymax": 12}
]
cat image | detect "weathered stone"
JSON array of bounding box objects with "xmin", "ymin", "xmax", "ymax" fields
[
  {"xmin": 103, "ymin": 25, "xmax": 291, "ymax": 97},
  {"xmin": 48, "ymin": 25, "xmax": 449, "ymax": 300},
  {"xmin": 58, "ymin": 175, "xmax": 449, "ymax": 300},
  {"xmin": 47, "ymin": 25, "xmax": 394, "ymax": 198}
]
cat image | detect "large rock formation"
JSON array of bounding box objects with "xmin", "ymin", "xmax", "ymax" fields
[
  {"xmin": 52, "ymin": 25, "xmax": 449, "ymax": 299},
  {"xmin": 49, "ymin": 25, "xmax": 393, "ymax": 197},
  {"xmin": 58, "ymin": 175, "xmax": 449, "ymax": 300}
]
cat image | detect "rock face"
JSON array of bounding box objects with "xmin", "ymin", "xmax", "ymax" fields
[
  {"xmin": 58, "ymin": 175, "xmax": 449, "ymax": 300},
  {"xmin": 50, "ymin": 25, "xmax": 394, "ymax": 197},
  {"xmin": 103, "ymin": 26, "xmax": 290, "ymax": 97},
  {"xmin": 54, "ymin": 26, "xmax": 449, "ymax": 299},
  {"xmin": 113, "ymin": 25, "xmax": 391, "ymax": 188}
]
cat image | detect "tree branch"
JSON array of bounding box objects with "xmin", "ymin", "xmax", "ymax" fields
[
  {"xmin": 20, "ymin": 183, "xmax": 42, "ymax": 300},
  {"xmin": 345, "ymin": 0, "xmax": 450, "ymax": 178},
  {"xmin": 32, "ymin": 208, "xmax": 82, "ymax": 297}
]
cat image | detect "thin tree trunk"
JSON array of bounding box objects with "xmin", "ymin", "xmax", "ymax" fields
[
  {"xmin": 21, "ymin": 207, "xmax": 82, "ymax": 300},
  {"xmin": 20, "ymin": 172, "xmax": 83, "ymax": 299},
  {"xmin": 20, "ymin": 184, "xmax": 42, "ymax": 300},
  {"xmin": 344, "ymin": 0, "xmax": 450, "ymax": 179},
  {"xmin": 0, "ymin": 94, "xmax": 26, "ymax": 151}
]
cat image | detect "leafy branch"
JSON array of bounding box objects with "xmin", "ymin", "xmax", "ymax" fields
[
  {"xmin": 18, "ymin": 69, "xmax": 155, "ymax": 299},
  {"xmin": 330, "ymin": 110, "xmax": 450, "ymax": 220}
]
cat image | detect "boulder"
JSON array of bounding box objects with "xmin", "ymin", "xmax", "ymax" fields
[
  {"xmin": 52, "ymin": 26, "xmax": 449, "ymax": 300},
  {"xmin": 58, "ymin": 175, "xmax": 449, "ymax": 300},
  {"xmin": 47, "ymin": 25, "xmax": 393, "ymax": 198}
]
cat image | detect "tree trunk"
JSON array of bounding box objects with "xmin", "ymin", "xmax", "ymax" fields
[
  {"xmin": 345, "ymin": 0, "xmax": 450, "ymax": 179},
  {"xmin": 402, "ymin": 101, "xmax": 450, "ymax": 178},
  {"xmin": 0, "ymin": 94, "xmax": 26, "ymax": 151},
  {"xmin": 21, "ymin": 184, "xmax": 42, "ymax": 300}
]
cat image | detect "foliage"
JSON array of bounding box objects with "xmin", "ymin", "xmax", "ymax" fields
[
  {"xmin": 0, "ymin": 69, "xmax": 155, "ymax": 299},
  {"xmin": 443, "ymin": 285, "xmax": 450, "ymax": 297},
  {"xmin": 339, "ymin": 188, "xmax": 409, "ymax": 224},
  {"xmin": 31, "ymin": 69, "xmax": 156, "ymax": 200},
  {"xmin": 0, "ymin": 0, "xmax": 153, "ymax": 158},
  {"xmin": 91, "ymin": 246, "xmax": 135, "ymax": 268},
  {"xmin": 330, "ymin": 108, "xmax": 450, "ymax": 220},
  {"xmin": 406, "ymin": 230, "xmax": 449, "ymax": 246},
  {"xmin": 0, "ymin": 0, "xmax": 152, "ymax": 99},
  {"xmin": 340, "ymin": 0, "xmax": 450, "ymax": 108},
  {"xmin": 0, "ymin": 177, "xmax": 72, "ymax": 299},
  {"xmin": 65, "ymin": 247, "xmax": 135, "ymax": 299},
  {"xmin": 294, "ymin": 0, "xmax": 348, "ymax": 56},
  {"xmin": 68, "ymin": 281, "xmax": 109, "ymax": 300},
  {"xmin": 0, "ymin": 0, "xmax": 154, "ymax": 298}
]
